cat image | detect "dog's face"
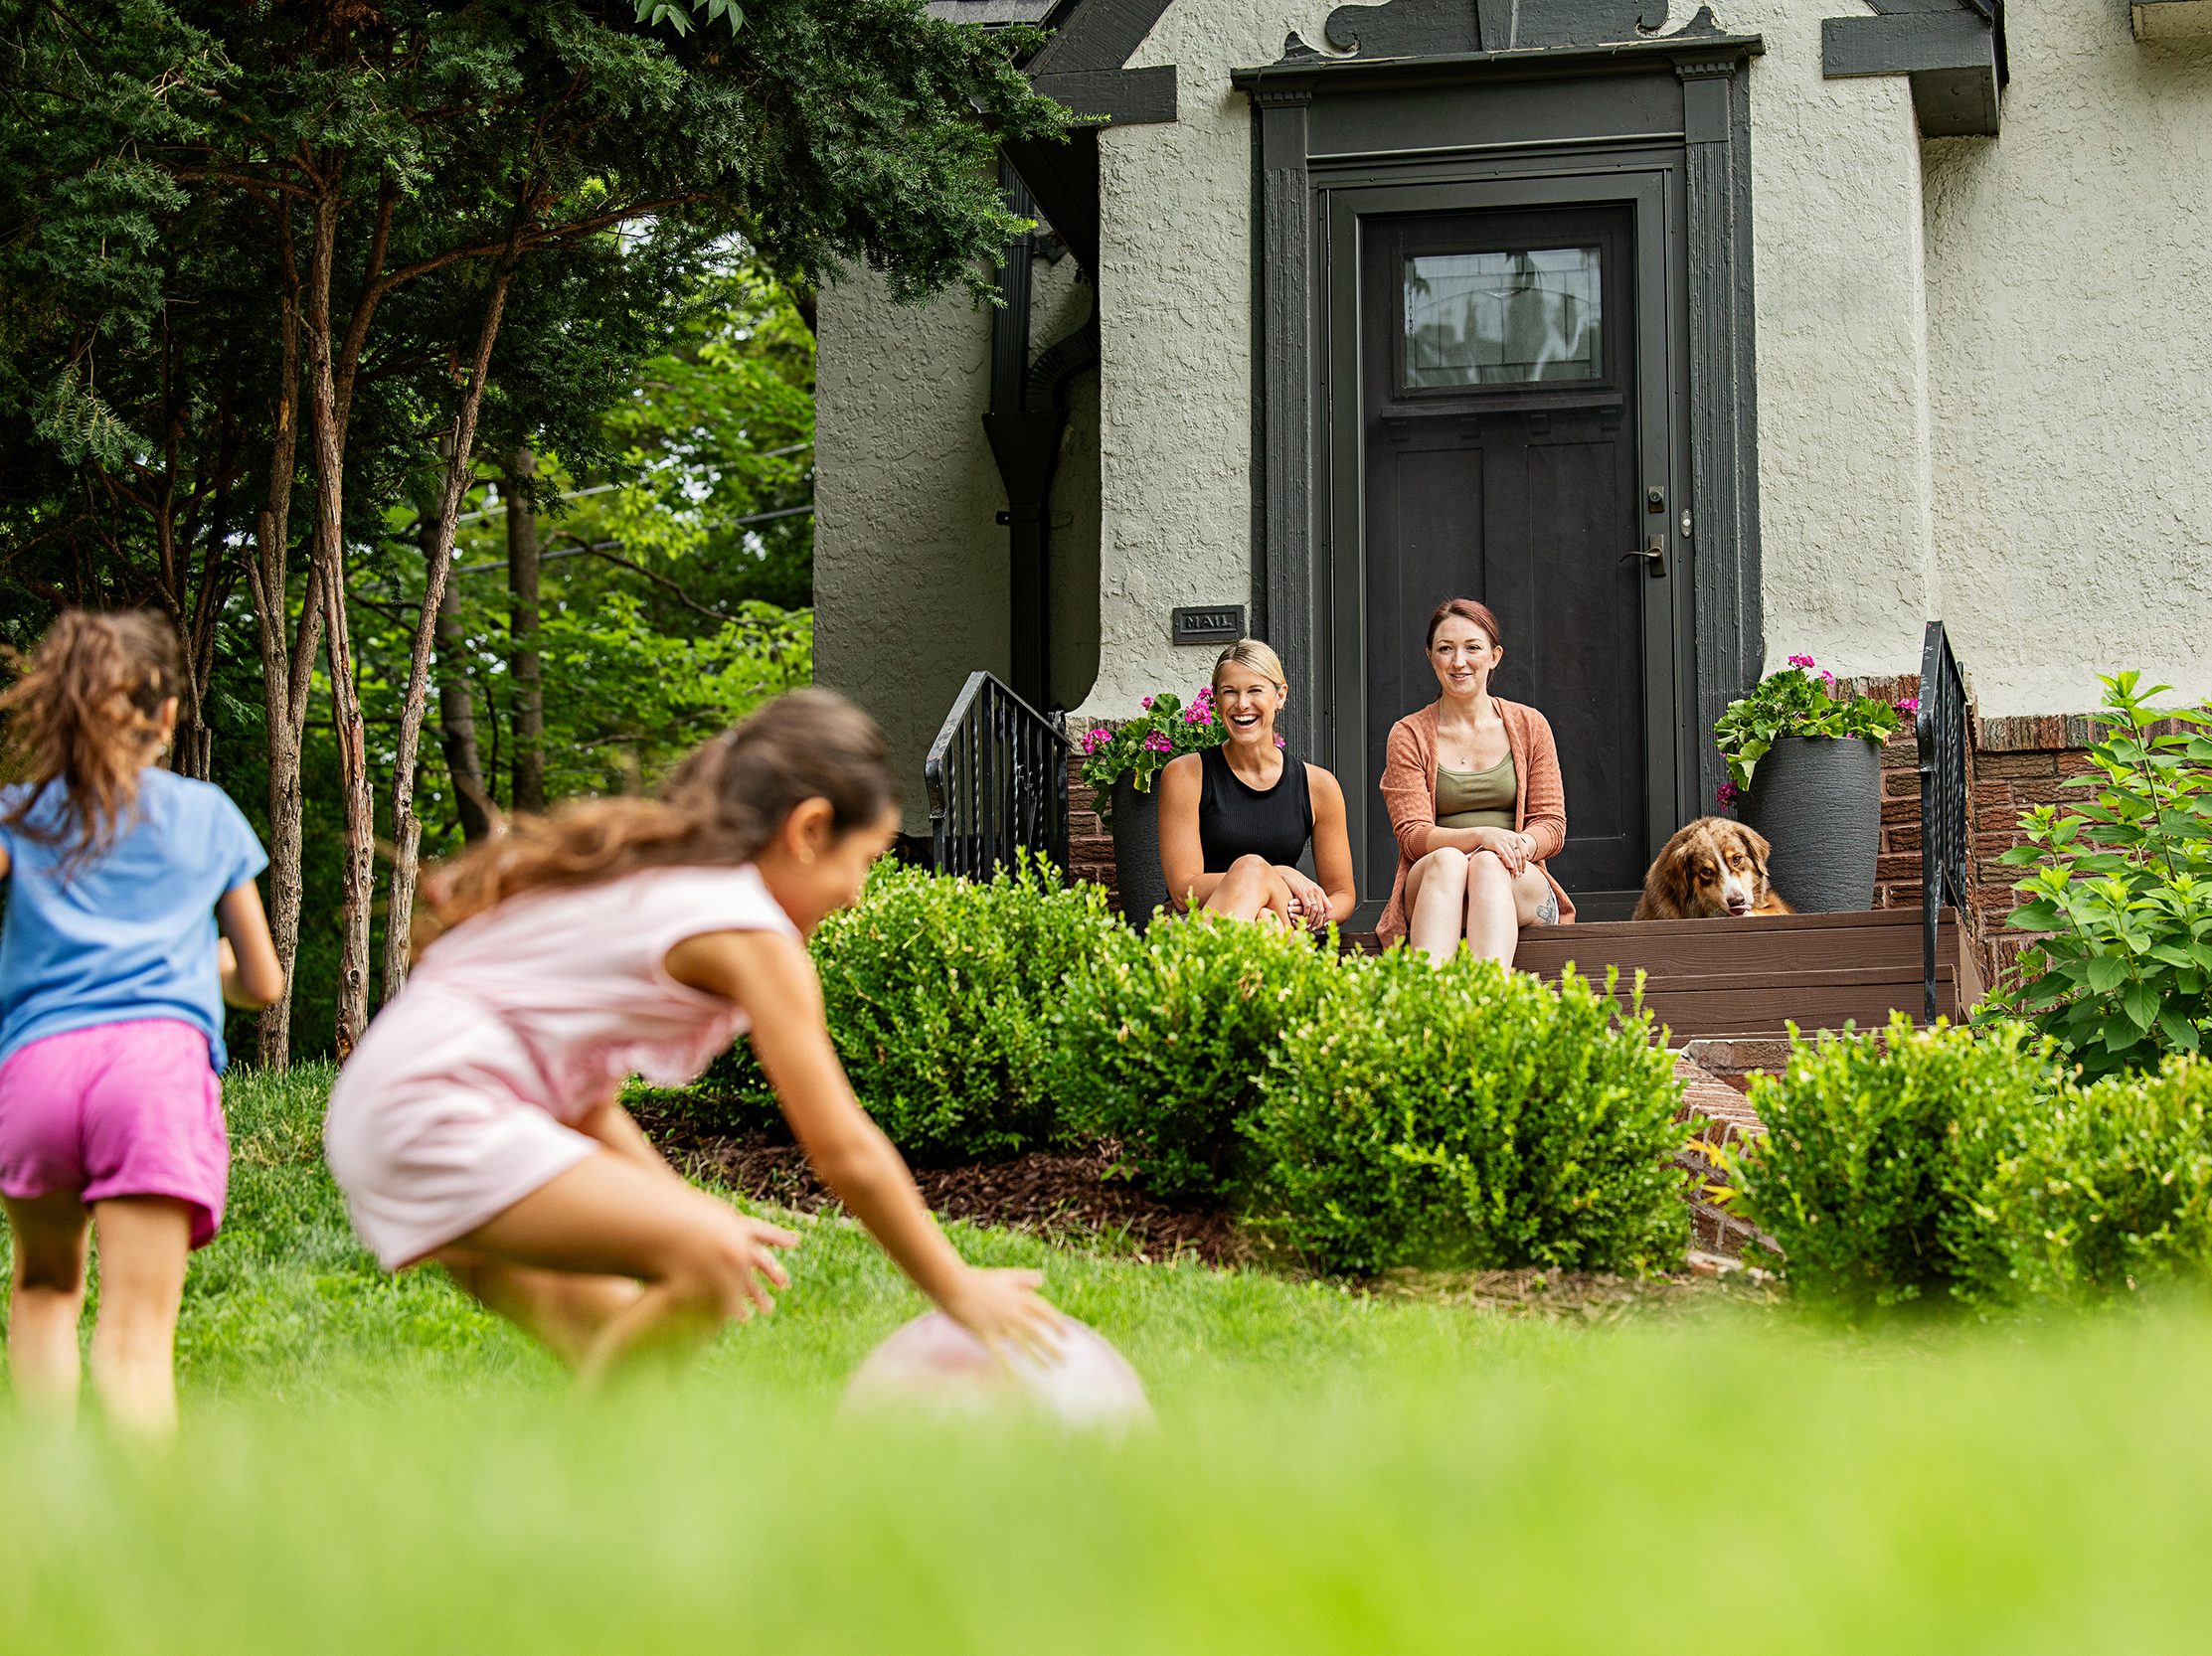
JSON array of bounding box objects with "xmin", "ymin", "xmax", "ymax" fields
[{"xmin": 1654, "ymin": 818, "xmax": 1774, "ymax": 917}]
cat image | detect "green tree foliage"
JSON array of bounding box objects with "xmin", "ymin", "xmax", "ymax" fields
[{"xmin": 0, "ymin": 0, "xmax": 1064, "ymax": 1058}]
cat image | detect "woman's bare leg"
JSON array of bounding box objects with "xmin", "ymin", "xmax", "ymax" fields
[
  {"xmin": 1464, "ymin": 859, "xmax": 1559, "ymax": 969},
  {"xmin": 4, "ymin": 1193, "xmax": 90, "ymax": 1423},
  {"xmin": 1463, "ymin": 850, "xmax": 1520, "ymax": 965},
  {"xmin": 434, "ymin": 1150, "xmax": 794, "ymax": 1388},
  {"xmin": 85, "ymin": 1197, "xmax": 193, "ymax": 1439},
  {"xmin": 1405, "ymin": 847, "xmax": 1471, "ymax": 963},
  {"xmin": 1202, "ymin": 855, "xmax": 1277, "ymax": 922}
]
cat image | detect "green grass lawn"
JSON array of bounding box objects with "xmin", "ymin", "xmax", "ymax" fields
[{"xmin": 5, "ymin": 1068, "xmax": 2212, "ymax": 1653}]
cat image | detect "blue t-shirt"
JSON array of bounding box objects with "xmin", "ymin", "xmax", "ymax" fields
[{"xmin": 0, "ymin": 769, "xmax": 267, "ymax": 1073}]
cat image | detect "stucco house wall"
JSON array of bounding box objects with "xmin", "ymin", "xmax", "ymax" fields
[
  {"xmin": 1921, "ymin": 0, "xmax": 2212, "ymax": 719},
  {"xmin": 815, "ymin": 252, "xmax": 1096, "ymax": 830}
]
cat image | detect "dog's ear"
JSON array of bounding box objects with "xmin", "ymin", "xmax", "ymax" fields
[
  {"xmin": 1735, "ymin": 822, "xmax": 1773, "ymax": 872},
  {"xmin": 1658, "ymin": 832, "xmax": 1694, "ymax": 912}
]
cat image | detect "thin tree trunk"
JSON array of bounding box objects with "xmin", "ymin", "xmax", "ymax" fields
[
  {"xmin": 382, "ymin": 263, "xmax": 516, "ymax": 1001},
  {"xmin": 428, "ymin": 516, "xmax": 493, "ymax": 844},
  {"xmin": 246, "ymin": 197, "xmax": 321, "ymax": 1071},
  {"xmin": 300, "ymin": 180, "xmax": 377, "ymax": 1059},
  {"xmin": 505, "ymin": 445, "xmax": 545, "ymax": 815}
]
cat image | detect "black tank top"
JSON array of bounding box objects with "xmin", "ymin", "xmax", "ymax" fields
[{"xmin": 1198, "ymin": 744, "xmax": 1314, "ymax": 873}]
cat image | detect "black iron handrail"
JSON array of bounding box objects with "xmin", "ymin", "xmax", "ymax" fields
[
  {"xmin": 1917, "ymin": 621, "xmax": 1971, "ymax": 1023},
  {"xmin": 925, "ymin": 670, "xmax": 1071, "ymax": 880}
]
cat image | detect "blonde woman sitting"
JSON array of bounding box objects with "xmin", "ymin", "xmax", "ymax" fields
[
  {"xmin": 1377, "ymin": 598, "xmax": 1575, "ymax": 964},
  {"xmin": 1157, "ymin": 641, "xmax": 1356, "ymax": 932}
]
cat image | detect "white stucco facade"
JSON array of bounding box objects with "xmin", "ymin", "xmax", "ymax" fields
[
  {"xmin": 1921, "ymin": 0, "xmax": 2212, "ymax": 717},
  {"xmin": 818, "ymin": 0, "xmax": 2212, "ymax": 809}
]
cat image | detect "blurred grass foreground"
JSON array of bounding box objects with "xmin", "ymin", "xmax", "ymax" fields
[{"xmin": 4, "ymin": 1069, "xmax": 2212, "ymax": 1654}]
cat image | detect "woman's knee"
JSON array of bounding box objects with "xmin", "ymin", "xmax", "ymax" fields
[
  {"xmin": 1465, "ymin": 848, "xmax": 1513, "ymax": 887},
  {"xmin": 1413, "ymin": 846, "xmax": 1469, "ymax": 881}
]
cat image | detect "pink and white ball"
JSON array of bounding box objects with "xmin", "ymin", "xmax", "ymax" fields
[{"xmin": 842, "ymin": 1311, "xmax": 1152, "ymax": 1431}]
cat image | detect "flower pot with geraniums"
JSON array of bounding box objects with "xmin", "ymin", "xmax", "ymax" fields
[
  {"xmin": 1076, "ymin": 687, "xmax": 1265, "ymax": 931},
  {"xmin": 1712, "ymin": 655, "xmax": 1915, "ymax": 913}
]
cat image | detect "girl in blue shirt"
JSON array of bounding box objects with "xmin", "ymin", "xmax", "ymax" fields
[{"xmin": 0, "ymin": 611, "xmax": 283, "ymax": 1436}]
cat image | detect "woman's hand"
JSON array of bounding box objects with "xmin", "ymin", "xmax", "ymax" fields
[
  {"xmin": 940, "ymin": 1266, "xmax": 1066, "ymax": 1364},
  {"xmin": 1276, "ymin": 866, "xmax": 1332, "ymax": 931},
  {"xmin": 1470, "ymin": 826, "xmax": 1535, "ymax": 876}
]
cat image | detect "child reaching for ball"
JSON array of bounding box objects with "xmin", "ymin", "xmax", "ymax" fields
[
  {"xmin": 324, "ymin": 689, "xmax": 1062, "ymax": 1383},
  {"xmin": 0, "ymin": 611, "xmax": 285, "ymax": 1436}
]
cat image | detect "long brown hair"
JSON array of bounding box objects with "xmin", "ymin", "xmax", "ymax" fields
[
  {"xmin": 417, "ymin": 688, "xmax": 899, "ymax": 948},
  {"xmin": 1, "ymin": 609, "xmax": 182, "ymax": 866}
]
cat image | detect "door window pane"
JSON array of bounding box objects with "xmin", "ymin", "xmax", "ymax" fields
[{"xmin": 1404, "ymin": 247, "xmax": 1602, "ymax": 388}]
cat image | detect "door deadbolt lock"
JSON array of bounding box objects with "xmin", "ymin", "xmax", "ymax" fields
[
  {"xmin": 1645, "ymin": 486, "xmax": 1665, "ymax": 514},
  {"xmin": 1621, "ymin": 535, "xmax": 1667, "ymax": 579}
]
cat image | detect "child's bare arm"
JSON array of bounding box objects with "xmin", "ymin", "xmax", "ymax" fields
[
  {"xmin": 574, "ymin": 1096, "xmax": 678, "ymax": 1177},
  {"xmin": 215, "ymin": 881, "xmax": 285, "ymax": 1009},
  {"xmin": 663, "ymin": 928, "xmax": 1063, "ymax": 1357}
]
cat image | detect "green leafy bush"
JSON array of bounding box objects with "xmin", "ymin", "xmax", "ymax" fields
[
  {"xmin": 1983, "ymin": 672, "xmax": 2212, "ymax": 1079},
  {"xmin": 1985, "ymin": 1057, "xmax": 2212, "ymax": 1303},
  {"xmin": 1734, "ymin": 1016, "xmax": 2063, "ymax": 1313},
  {"xmin": 1248, "ymin": 951, "xmax": 1687, "ymax": 1274},
  {"xmin": 1055, "ymin": 916, "xmax": 1336, "ymax": 1201},
  {"xmin": 692, "ymin": 856, "xmax": 1120, "ymax": 1160}
]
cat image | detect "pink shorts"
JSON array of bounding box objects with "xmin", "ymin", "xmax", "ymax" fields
[{"xmin": 0, "ymin": 1019, "xmax": 229, "ymax": 1248}]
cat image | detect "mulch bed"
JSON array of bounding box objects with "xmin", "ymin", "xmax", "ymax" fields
[
  {"xmin": 633, "ymin": 1094, "xmax": 1778, "ymax": 1320},
  {"xmin": 633, "ymin": 1099, "xmax": 1249, "ymax": 1267}
]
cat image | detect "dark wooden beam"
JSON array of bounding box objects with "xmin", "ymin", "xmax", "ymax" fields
[
  {"xmin": 1027, "ymin": 0, "xmax": 1176, "ymax": 74},
  {"xmin": 1033, "ymin": 64, "xmax": 1178, "ymax": 125},
  {"xmin": 1822, "ymin": 8, "xmax": 2002, "ymax": 137}
]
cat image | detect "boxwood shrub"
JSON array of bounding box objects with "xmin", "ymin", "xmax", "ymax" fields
[
  {"xmin": 1733, "ymin": 1015, "xmax": 2063, "ymax": 1314},
  {"xmin": 1248, "ymin": 950, "xmax": 1687, "ymax": 1275},
  {"xmin": 1985, "ymin": 1056, "xmax": 2212, "ymax": 1303},
  {"xmin": 1054, "ymin": 915, "xmax": 1337, "ymax": 1202},
  {"xmin": 692, "ymin": 856, "xmax": 1120, "ymax": 1161}
]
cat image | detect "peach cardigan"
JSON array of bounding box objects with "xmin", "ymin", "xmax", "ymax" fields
[{"xmin": 1375, "ymin": 698, "xmax": 1577, "ymax": 943}]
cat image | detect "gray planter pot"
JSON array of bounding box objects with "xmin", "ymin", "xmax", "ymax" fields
[
  {"xmin": 1109, "ymin": 776, "xmax": 1169, "ymax": 933},
  {"xmin": 1737, "ymin": 735, "xmax": 1883, "ymax": 913}
]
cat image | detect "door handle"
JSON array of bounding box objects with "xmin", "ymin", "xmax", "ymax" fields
[{"xmin": 1621, "ymin": 534, "xmax": 1667, "ymax": 579}]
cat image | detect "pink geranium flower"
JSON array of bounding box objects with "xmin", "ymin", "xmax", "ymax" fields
[
  {"xmin": 1143, "ymin": 732, "xmax": 1171, "ymax": 752},
  {"xmin": 1716, "ymin": 780, "xmax": 1742, "ymax": 808},
  {"xmin": 1895, "ymin": 696, "xmax": 1921, "ymax": 714},
  {"xmin": 1787, "ymin": 654, "xmax": 1816, "ymax": 670}
]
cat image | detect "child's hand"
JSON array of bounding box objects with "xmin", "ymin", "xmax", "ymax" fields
[
  {"xmin": 941, "ymin": 1267, "xmax": 1066, "ymax": 1364},
  {"xmin": 722, "ymin": 1215, "xmax": 799, "ymax": 1318}
]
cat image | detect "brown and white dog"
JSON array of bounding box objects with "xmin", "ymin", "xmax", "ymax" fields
[{"xmin": 1633, "ymin": 817, "xmax": 1794, "ymax": 920}]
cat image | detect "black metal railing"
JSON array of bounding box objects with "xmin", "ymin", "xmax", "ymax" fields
[
  {"xmin": 925, "ymin": 670, "xmax": 1071, "ymax": 880},
  {"xmin": 1917, "ymin": 620, "xmax": 1971, "ymax": 1023}
]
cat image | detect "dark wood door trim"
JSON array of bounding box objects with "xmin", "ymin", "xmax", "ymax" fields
[{"xmin": 1244, "ymin": 49, "xmax": 1763, "ymax": 914}]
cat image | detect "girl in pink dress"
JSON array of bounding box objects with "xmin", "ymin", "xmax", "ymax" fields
[{"xmin": 325, "ymin": 690, "xmax": 1061, "ymax": 1383}]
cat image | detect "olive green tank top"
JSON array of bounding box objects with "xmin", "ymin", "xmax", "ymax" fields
[{"xmin": 1436, "ymin": 751, "xmax": 1517, "ymax": 831}]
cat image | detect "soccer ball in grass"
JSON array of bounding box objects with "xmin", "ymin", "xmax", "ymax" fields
[{"xmin": 842, "ymin": 1311, "xmax": 1152, "ymax": 1431}]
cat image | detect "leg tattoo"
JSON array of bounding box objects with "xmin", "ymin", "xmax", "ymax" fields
[{"xmin": 1535, "ymin": 892, "xmax": 1558, "ymax": 926}]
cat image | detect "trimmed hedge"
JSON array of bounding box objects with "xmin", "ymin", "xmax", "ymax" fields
[
  {"xmin": 1734, "ymin": 1016, "xmax": 2061, "ymax": 1314},
  {"xmin": 1054, "ymin": 915, "xmax": 1337, "ymax": 1202},
  {"xmin": 695, "ymin": 857, "xmax": 1121, "ymax": 1160},
  {"xmin": 1739, "ymin": 1015, "xmax": 2212, "ymax": 1313},
  {"xmin": 1249, "ymin": 951, "xmax": 1689, "ymax": 1275},
  {"xmin": 1988, "ymin": 1058, "xmax": 2212, "ymax": 1303}
]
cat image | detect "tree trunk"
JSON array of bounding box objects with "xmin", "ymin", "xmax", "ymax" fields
[
  {"xmin": 428, "ymin": 514, "xmax": 494, "ymax": 844},
  {"xmin": 382, "ymin": 265, "xmax": 516, "ymax": 1002},
  {"xmin": 505, "ymin": 446, "xmax": 545, "ymax": 815},
  {"xmin": 301, "ymin": 183, "xmax": 377, "ymax": 1059},
  {"xmin": 246, "ymin": 199, "xmax": 319, "ymax": 1071}
]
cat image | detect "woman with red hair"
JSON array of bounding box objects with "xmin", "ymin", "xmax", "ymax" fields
[{"xmin": 1376, "ymin": 599, "xmax": 1574, "ymax": 964}]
